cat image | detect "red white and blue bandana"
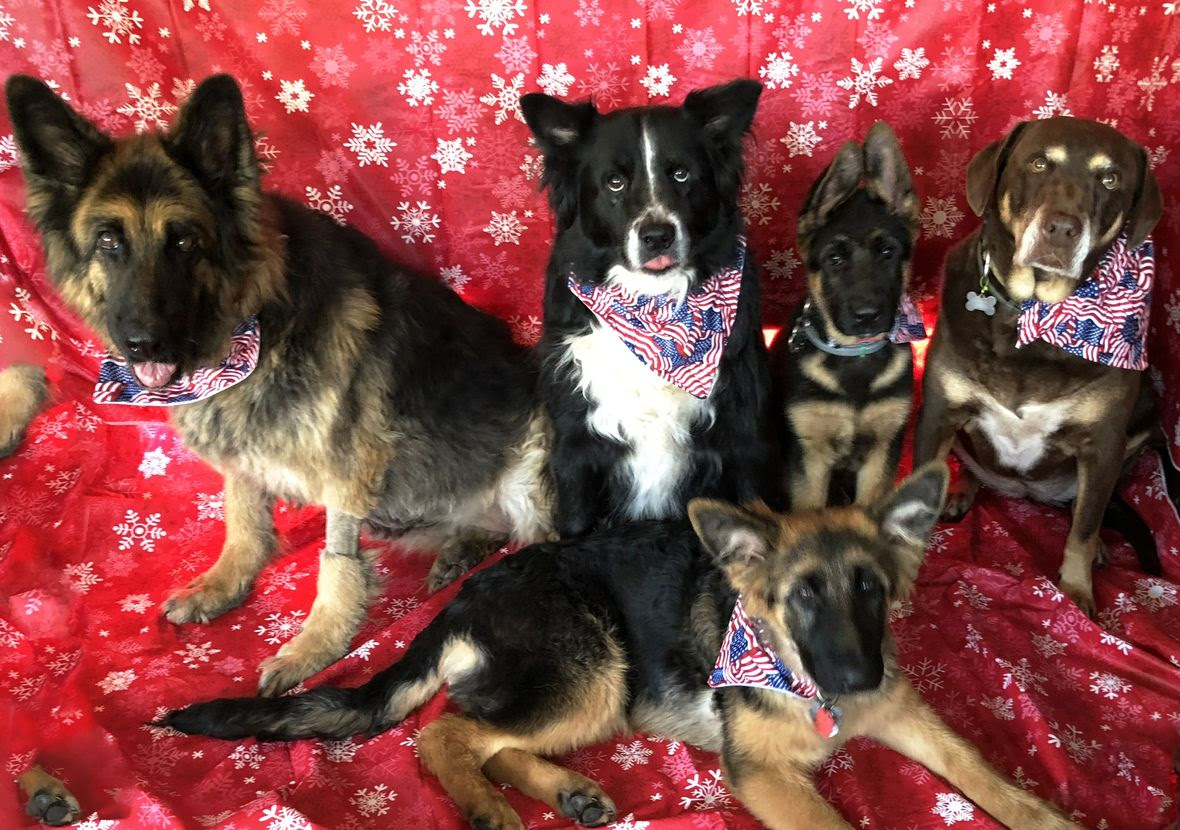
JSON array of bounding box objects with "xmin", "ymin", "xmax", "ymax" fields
[
  {"xmin": 708, "ymin": 596, "xmax": 818, "ymax": 699},
  {"xmin": 1016, "ymin": 234, "xmax": 1154, "ymax": 371},
  {"xmin": 93, "ymin": 318, "xmax": 260, "ymax": 406},
  {"xmin": 889, "ymin": 293, "xmax": 928, "ymax": 344},
  {"xmin": 568, "ymin": 245, "xmax": 745, "ymax": 399}
]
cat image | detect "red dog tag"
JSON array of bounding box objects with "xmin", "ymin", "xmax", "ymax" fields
[{"xmin": 810, "ymin": 700, "xmax": 841, "ymax": 739}]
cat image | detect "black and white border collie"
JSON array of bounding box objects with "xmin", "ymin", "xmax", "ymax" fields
[{"xmin": 521, "ymin": 80, "xmax": 780, "ymax": 538}]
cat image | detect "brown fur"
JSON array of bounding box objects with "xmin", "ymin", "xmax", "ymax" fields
[{"xmin": 0, "ymin": 364, "xmax": 48, "ymax": 458}]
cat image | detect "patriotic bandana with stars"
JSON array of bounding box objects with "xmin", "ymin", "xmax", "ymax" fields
[
  {"xmin": 1016, "ymin": 234, "xmax": 1154, "ymax": 371},
  {"xmin": 93, "ymin": 317, "xmax": 261, "ymax": 406},
  {"xmin": 567, "ymin": 242, "xmax": 745, "ymax": 399}
]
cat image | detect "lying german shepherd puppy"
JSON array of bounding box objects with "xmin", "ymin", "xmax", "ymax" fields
[
  {"xmin": 6, "ymin": 74, "xmax": 552, "ymax": 695},
  {"xmin": 165, "ymin": 463, "xmax": 1075, "ymax": 830},
  {"xmin": 772, "ymin": 122, "xmax": 922, "ymax": 509}
]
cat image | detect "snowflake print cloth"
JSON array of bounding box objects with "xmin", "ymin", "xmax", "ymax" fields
[
  {"xmin": 568, "ymin": 243, "xmax": 744, "ymax": 399},
  {"xmin": 2, "ymin": 1, "xmax": 1180, "ymax": 828},
  {"xmin": 92, "ymin": 317, "xmax": 261, "ymax": 406},
  {"xmin": 1016, "ymin": 235, "xmax": 1154, "ymax": 370}
]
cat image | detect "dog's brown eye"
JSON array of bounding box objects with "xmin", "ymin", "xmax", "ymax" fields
[
  {"xmin": 827, "ymin": 252, "xmax": 845, "ymax": 267},
  {"xmin": 175, "ymin": 234, "xmax": 198, "ymax": 253},
  {"xmin": 1029, "ymin": 156, "xmax": 1048, "ymax": 173},
  {"xmin": 97, "ymin": 230, "xmax": 121, "ymax": 251},
  {"xmin": 1101, "ymin": 171, "xmax": 1120, "ymax": 190},
  {"xmin": 606, "ymin": 173, "xmax": 627, "ymax": 193},
  {"xmin": 671, "ymin": 166, "xmax": 689, "ymax": 183}
]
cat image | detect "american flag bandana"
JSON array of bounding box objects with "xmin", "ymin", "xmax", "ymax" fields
[
  {"xmin": 889, "ymin": 293, "xmax": 927, "ymax": 343},
  {"xmin": 1016, "ymin": 234, "xmax": 1154, "ymax": 371},
  {"xmin": 708, "ymin": 595, "xmax": 818, "ymax": 699},
  {"xmin": 93, "ymin": 317, "xmax": 260, "ymax": 406},
  {"xmin": 567, "ymin": 245, "xmax": 745, "ymax": 399}
]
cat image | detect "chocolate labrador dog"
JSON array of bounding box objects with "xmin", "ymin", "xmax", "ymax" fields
[{"xmin": 914, "ymin": 116, "xmax": 1163, "ymax": 615}]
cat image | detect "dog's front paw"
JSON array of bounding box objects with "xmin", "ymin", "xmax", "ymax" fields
[
  {"xmin": 1058, "ymin": 572, "xmax": 1096, "ymax": 617},
  {"xmin": 24, "ymin": 785, "xmax": 80, "ymax": 827},
  {"xmin": 558, "ymin": 788, "xmax": 617, "ymax": 827},
  {"xmin": 469, "ymin": 798, "xmax": 526, "ymax": 830},
  {"xmin": 257, "ymin": 641, "xmax": 337, "ymax": 697},
  {"xmin": 940, "ymin": 475, "xmax": 978, "ymax": 522},
  {"xmin": 163, "ymin": 575, "xmax": 248, "ymax": 625}
]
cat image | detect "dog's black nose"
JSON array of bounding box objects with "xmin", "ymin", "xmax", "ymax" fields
[
  {"xmin": 830, "ymin": 663, "xmax": 881, "ymax": 694},
  {"xmin": 1044, "ymin": 212, "xmax": 1082, "ymax": 244},
  {"xmin": 122, "ymin": 331, "xmax": 161, "ymax": 358},
  {"xmin": 853, "ymin": 306, "xmax": 883, "ymax": 326},
  {"xmin": 639, "ymin": 222, "xmax": 675, "ymax": 253}
]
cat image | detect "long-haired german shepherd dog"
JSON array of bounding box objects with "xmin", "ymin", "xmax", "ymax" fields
[
  {"xmin": 519, "ymin": 81, "xmax": 781, "ymax": 539},
  {"xmin": 5, "ymin": 74, "xmax": 552, "ymax": 695},
  {"xmin": 165, "ymin": 463, "xmax": 1075, "ymax": 830},
  {"xmin": 771, "ymin": 122, "xmax": 920, "ymax": 510}
]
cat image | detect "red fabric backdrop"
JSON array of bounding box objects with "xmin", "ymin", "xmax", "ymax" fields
[{"xmin": 3, "ymin": 1, "xmax": 1180, "ymax": 828}]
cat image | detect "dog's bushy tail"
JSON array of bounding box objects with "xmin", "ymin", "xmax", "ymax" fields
[{"xmin": 164, "ymin": 613, "xmax": 453, "ymax": 741}]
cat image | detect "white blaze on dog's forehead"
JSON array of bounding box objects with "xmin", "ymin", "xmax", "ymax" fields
[
  {"xmin": 1045, "ymin": 145, "xmax": 1068, "ymax": 164},
  {"xmin": 642, "ymin": 119, "xmax": 657, "ymax": 203},
  {"xmin": 1087, "ymin": 153, "xmax": 1113, "ymax": 171}
]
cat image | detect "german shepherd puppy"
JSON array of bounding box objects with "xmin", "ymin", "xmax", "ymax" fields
[
  {"xmin": 165, "ymin": 463, "xmax": 1075, "ymax": 830},
  {"xmin": 771, "ymin": 122, "xmax": 920, "ymax": 510},
  {"xmin": 520, "ymin": 81, "xmax": 781, "ymax": 539},
  {"xmin": 5, "ymin": 74, "xmax": 552, "ymax": 695}
]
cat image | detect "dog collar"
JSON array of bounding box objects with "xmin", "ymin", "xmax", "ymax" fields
[
  {"xmin": 791, "ymin": 296, "xmax": 926, "ymax": 358},
  {"xmin": 708, "ymin": 595, "xmax": 843, "ymax": 739},
  {"xmin": 1013, "ymin": 234, "xmax": 1153, "ymax": 371},
  {"xmin": 567, "ymin": 241, "xmax": 745, "ymax": 399},
  {"xmin": 968, "ymin": 244, "xmax": 1020, "ymax": 316},
  {"xmin": 93, "ymin": 317, "xmax": 261, "ymax": 406}
]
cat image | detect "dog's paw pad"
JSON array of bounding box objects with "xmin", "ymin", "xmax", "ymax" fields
[
  {"xmin": 26, "ymin": 788, "xmax": 81, "ymax": 827},
  {"xmin": 559, "ymin": 790, "xmax": 617, "ymax": 827}
]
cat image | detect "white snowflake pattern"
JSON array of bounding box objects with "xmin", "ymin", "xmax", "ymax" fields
[
  {"xmin": 0, "ymin": 618, "xmax": 24, "ymax": 648},
  {"xmin": 113, "ymin": 510, "xmax": 167, "ymax": 551},
  {"xmin": 987, "ymin": 47, "xmax": 1021, "ymax": 80},
  {"xmin": 483, "ymin": 210, "xmax": 526, "ymax": 245},
  {"xmin": 764, "ymin": 248, "xmax": 800, "ymax": 280},
  {"xmin": 679, "ymin": 769, "xmax": 733, "ymax": 810},
  {"xmin": 306, "ymin": 185, "xmax": 354, "ymax": 225},
  {"xmin": 398, "ymin": 68, "xmax": 440, "ymax": 107},
  {"xmin": 438, "ymin": 264, "xmax": 469, "ymax": 291},
  {"xmin": 176, "ymin": 640, "xmax": 221, "ymax": 668},
  {"xmin": 732, "ymin": 0, "xmax": 762, "ymax": 15},
  {"xmin": 837, "ymin": 57, "xmax": 893, "ymax": 108},
  {"xmin": 982, "ymin": 695, "xmax": 1015, "ymax": 720},
  {"xmin": 903, "ymin": 657, "xmax": 946, "ymax": 694},
  {"xmin": 391, "ymin": 201, "xmax": 442, "ymax": 244},
  {"xmin": 677, "ymin": 27, "xmax": 723, "ymax": 71},
  {"xmin": 1094, "ymin": 45, "xmax": 1120, "ymax": 83},
  {"xmin": 275, "ymin": 79, "xmax": 314, "ymax": 114},
  {"xmin": 1030, "ymin": 632, "xmax": 1068, "ymax": 658},
  {"xmin": 353, "ymin": 0, "xmax": 397, "ymax": 32},
  {"xmin": 87, "ymin": 0, "xmax": 144, "ymax": 45},
  {"xmin": 75, "ymin": 814, "xmax": 119, "ymax": 830},
  {"xmin": 348, "ymin": 638, "xmax": 379, "ymax": 660},
  {"xmin": 996, "ymin": 656, "xmax": 1047, "ymax": 695},
  {"xmin": 432, "ymin": 137, "xmax": 473, "ymax": 174},
  {"xmin": 931, "ymin": 97, "xmax": 976, "ymax": 139},
  {"xmin": 893, "ymin": 47, "xmax": 929, "ymax": 80},
  {"xmin": 780, "ymin": 121, "xmax": 823, "ymax": 157},
  {"xmin": 1088, "ymin": 671, "xmax": 1131, "ymax": 700},
  {"xmin": 255, "ymin": 610, "xmax": 306, "ymax": 644},
  {"xmin": 322, "ymin": 738, "xmax": 359, "ymax": 763},
  {"xmin": 608, "ymin": 815, "xmax": 650, "ymax": 830},
  {"xmin": 759, "ymin": 52, "xmax": 800, "ymax": 90},
  {"xmin": 138, "ymin": 448, "xmax": 171, "ymax": 478},
  {"xmin": 1047, "ymin": 721, "xmax": 1101, "ymax": 763},
  {"xmin": 931, "ymin": 792, "xmax": 974, "ymax": 825},
  {"xmin": 117, "ymin": 83, "xmax": 177, "ymax": 132},
  {"xmin": 195, "ymin": 491, "xmax": 224, "ymax": 521},
  {"xmin": 0, "ymin": 134, "xmax": 19, "ymax": 172},
  {"xmin": 740, "ymin": 182, "xmax": 780, "ymax": 226},
  {"xmin": 919, "ymin": 195, "xmax": 964, "ymax": 238},
  {"xmin": 120, "ymin": 593, "xmax": 153, "ymax": 614},
  {"xmin": 480, "ymin": 73, "xmax": 525, "ymax": 124},
  {"xmin": 1033, "ymin": 90, "xmax": 1071, "ymax": 119},
  {"xmin": 228, "ymin": 743, "xmax": 266, "ymax": 770},
  {"xmin": 639, "ymin": 63, "xmax": 677, "ymax": 98},
  {"xmin": 350, "ymin": 783, "xmax": 397, "ymax": 817},
  {"xmin": 1099, "ymin": 630, "xmax": 1133, "ymax": 655},
  {"xmin": 843, "ymin": 0, "xmax": 885, "ymax": 20},
  {"xmin": 97, "ymin": 668, "xmax": 137, "ymax": 694},
  {"xmin": 537, "ymin": 63, "xmax": 575, "ymax": 96},
  {"xmin": 9, "ymin": 288, "xmax": 58, "ymax": 342},
  {"xmin": 465, "ymin": 0, "xmax": 526, "ymax": 36},
  {"xmin": 408, "ymin": 30, "xmax": 447, "ymax": 66},
  {"xmin": 346, "ymin": 123, "xmax": 396, "ymax": 167},
  {"xmin": 1134, "ymin": 577, "xmax": 1177, "ymax": 611},
  {"xmin": 953, "ymin": 579, "xmax": 990, "ymax": 609},
  {"xmin": 611, "ymin": 740, "xmax": 654, "ymax": 770}
]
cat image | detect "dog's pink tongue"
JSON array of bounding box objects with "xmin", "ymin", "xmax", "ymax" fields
[
  {"xmin": 132, "ymin": 362, "xmax": 178, "ymax": 389},
  {"xmin": 644, "ymin": 255, "xmax": 676, "ymax": 271}
]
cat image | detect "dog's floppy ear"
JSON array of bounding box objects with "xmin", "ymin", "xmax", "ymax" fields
[
  {"xmin": 5, "ymin": 75, "xmax": 113, "ymax": 190},
  {"xmin": 683, "ymin": 79, "xmax": 762, "ymax": 147},
  {"xmin": 797, "ymin": 139, "xmax": 863, "ymax": 242},
  {"xmin": 1126, "ymin": 144, "xmax": 1162, "ymax": 248},
  {"xmin": 864, "ymin": 121, "xmax": 917, "ymax": 225},
  {"xmin": 870, "ymin": 462, "xmax": 949, "ymax": 595},
  {"xmin": 966, "ymin": 121, "xmax": 1027, "ymax": 216},
  {"xmin": 520, "ymin": 93, "xmax": 597, "ymax": 156},
  {"xmin": 166, "ymin": 74, "xmax": 259, "ymax": 198},
  {"xmin": 689, "ymin": 498, "xmax": 777, "ymax": 582}
]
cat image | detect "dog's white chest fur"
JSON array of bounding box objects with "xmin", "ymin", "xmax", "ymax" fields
[
  {"xmin": 562, "ymin": 323, "xmax": 714, "ymax": 519},
  {"xmin": 969, "ymin": 397, "xmax": 1068, "ymax": 474}
]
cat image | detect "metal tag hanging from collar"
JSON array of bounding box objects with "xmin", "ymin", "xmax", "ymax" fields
[
  {"xmin": 966, "ymin": 249, "xmax": 998, "ymax": 316},
  {"xmin": 809, "ymin": 698, "xmax": 843, "ymax": 739}
]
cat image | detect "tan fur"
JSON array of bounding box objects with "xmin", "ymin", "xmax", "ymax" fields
[
  {"xmin": 18, "ymin": 764, "xmax": 81, "ymax": 826},
  {"xmin": 484, "ymin": 748, "xmax": 614, "ymax": 818},
  {"xmin": 0, "ymin": 364, "xmax": 48, "ymax": 458}
]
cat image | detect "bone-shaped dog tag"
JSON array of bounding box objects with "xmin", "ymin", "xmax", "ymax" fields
[{"xmin": 965, "ymin": 290, "xmax": 996, "ymax": 316}]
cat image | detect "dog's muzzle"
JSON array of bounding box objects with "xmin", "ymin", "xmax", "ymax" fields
[{"xmin": 1015, "ymin": 207, "xmax": 1091, "ymax": 278}]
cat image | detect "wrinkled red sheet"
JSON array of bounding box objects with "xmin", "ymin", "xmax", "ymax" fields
[{"xmin": 2, "ymin": 1, "xmax": 1180, "ymax": 828}]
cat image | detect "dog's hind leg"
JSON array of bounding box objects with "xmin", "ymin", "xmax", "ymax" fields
[
  {"xmin": 258, "ymin": 511, "xmax": 376, "ymax": 696},
  {"xmin": 427, "ymin": 528, "xmax": 506, "ymax": 593},
  {"xmin": 484, "ymin": 748, "xmax": 616, "ymax": 827},
  {"xmin": 869, "ymin": 684, "xmax": 1076, "ymax": 830},
  {"xmin": 164, "ymin": 472, "xmax": 277, "ymax": 624},
  {"xmin": 726, "ymin": 761, "xmax": 849, "ymax": 829},
  {"xmin": 419, "ymin": 714, "xmax": 526, "ymax": 830},
  {"xmin": 18, "ymin": 765, "xmax": 81, "ymax": 827}
]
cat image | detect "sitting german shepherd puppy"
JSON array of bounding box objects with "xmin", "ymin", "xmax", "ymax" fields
[
  {"xmin": 5, "ymin": 74, "xmax": 552, "ymax": 695},
  {"xmin": 165, "ymin": 463, "xmax": 1075, "ymax": 830},
  {"xmin": 772, "ymin": 122, "xmax": 922, "ymax": 509}
]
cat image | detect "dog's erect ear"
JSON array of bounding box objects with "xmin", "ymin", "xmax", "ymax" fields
[
  {"xmin": 683, "ymin": 80, "xmax": 762, "ymax": 146},
  {"xmin": 797, "ymin": 139, "xmax": 863, "ymax": 241},
  {"xmin": 966, "ymin": 121, "xmax": 1028, "ymax": 217},
  {"xmin": 870, "ymin": 462, "xmax": 948, "ymax": 596},
  {"xmin": 520, "ymin": 93, "xmax": 597, "ymax": 156},
  {"xmin": 864, "ymin": 121, "xmax": 917, "ymax": 224},
  {"xmin": 5, "ymin": 75, "xmax": 113, "ymax": 190},
  {"xmin": 1126, "ymin": 144, "xmax": 1162, "ymax": 248},
  {"xmin": 166, "ymin": 74, "xmax": 258, "ymax": 196},
  {"xmin": 689, "ymin": 498, "xmax": 776, "ymax": 579}
]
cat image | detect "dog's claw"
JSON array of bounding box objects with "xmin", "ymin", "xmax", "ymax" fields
[{"xmin": 26, "ymin": 788, "xmax": 81, "ymax": 827}]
